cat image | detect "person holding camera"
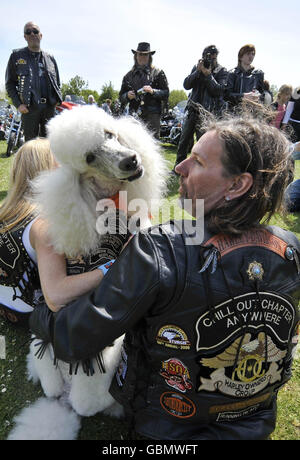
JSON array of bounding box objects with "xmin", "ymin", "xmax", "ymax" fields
[
  {"xmin": 172, "ymin": 45, "xmax": 228, "ymax": 172},
  {"xmin": 225, "ymin": 44, "xmax": 264, "ymax": 109},
  {"xmin": 119, "ymin": 42, "xmax": 169, "ymax": 139}
]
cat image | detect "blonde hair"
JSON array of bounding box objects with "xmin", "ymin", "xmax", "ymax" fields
[
  {"xmin": 276, "ymin": 84, "xmax": 293, "ymax": 102},
  {"xmin": 0, "ymin": 138, "xmax": 56, "ymax": 232}
]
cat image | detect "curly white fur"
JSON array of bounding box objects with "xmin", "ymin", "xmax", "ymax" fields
[
  {"xmin": 32, "ymin": 105, "xmax": 167, "ymax": 257},
  {"xmin": 8, "ymin": 397, "xmax": 81, "ymax": 440},
  {"xmin": 8, "ymin": 106, "xmax": 167, "ymax": 440}
]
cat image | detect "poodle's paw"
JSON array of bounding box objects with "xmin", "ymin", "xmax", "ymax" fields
[
  {"xmin": 38, "ymin": 370, "xmax": 65, "ymax": 398},
  {"xmin": 26, "ymin": 350, "xmax": 39, "ymax": 384},
  {"xmin": 103, "ymin": 401, "xmax": 125, "ymax": 419},
  {"xmin": 27, "ymin": 340, "xmax": 65, "ymax": 398},
  {"xmin": 69, "ymin": 382, "xmax": 116, "ymax": 416},
  {"xmin": 7, "ymin": 397, "xmax": 81, "ymax": 440}
]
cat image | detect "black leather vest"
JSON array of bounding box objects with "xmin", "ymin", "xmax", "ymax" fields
[
  {"xmin": 110, "ymin": 223, "xmax": 300, "ymax": 439},
  {"xmin": 0, "ymin": 217, "xmax": 40, "ymax": 306},
  {"xmin": 6, "ymin": 47, "xmax": 62, "ymax": 108}
]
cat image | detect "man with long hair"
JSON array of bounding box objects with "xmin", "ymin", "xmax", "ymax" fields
[
  {"xmin": 119, "ymin": 42, "xmax": 169, "ymax": 139},
  {"xmin": 31, "ymin": 113, "xmax": 299, "ymax": 440}
]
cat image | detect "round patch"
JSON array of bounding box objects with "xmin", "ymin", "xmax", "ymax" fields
[
  {"xmin": 160, "ymin": 392, "xmax": 196, "ymax": 419},
  {"xmin": 156, "ymin": 325, "xmax": 191, "ymax": 350}
]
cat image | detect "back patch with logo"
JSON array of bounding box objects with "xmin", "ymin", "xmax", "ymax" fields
[{"xmin": 195, "ymin": 291, "xmax": 295, "ymax": 398}]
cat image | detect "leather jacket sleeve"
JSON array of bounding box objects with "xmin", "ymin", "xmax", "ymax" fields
[
  {"xmin": 30, "ymin": 231, "xmax": 166, "ymax": 362},
  {"xmin": 5, "ymin": 53, "xmax": 22, "ymax": 108},
  {"xmin": 152, "ymin": 70, "xmax": 169, "ymax": 101},
  {"xmin": 183, "ymin": 65, "xmax": 228, "ymax": 92},
  {"xmin": 225, "ymin": 70, "xmax": 242, "ymax": 105},
  {"xmin": 119, "ymin": 75, "xmax": 131, "ymax": 104},
  {"xmin": 256, "ymin": 70, "xmax": 265, "ymax": 96},
  {"xmin": 202, "ymin": 66, "xmax": 228, "ymax": 97},
  {"xmin": 183, "ymin": 66, "xmax": 205, "ymax": 90}
]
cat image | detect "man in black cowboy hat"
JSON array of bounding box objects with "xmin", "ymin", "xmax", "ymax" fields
[
  {"xmin": 119, "ymin": 42, "xmax": 169, "ymax": 139},
  {"xmin": 172, "ymin": 45, "xmax": 227, "ymax": 173}
]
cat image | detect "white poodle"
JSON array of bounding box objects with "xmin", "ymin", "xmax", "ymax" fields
[{"xmin": 8, "ymin": 105, "xmax": 168, "ymax": 440}]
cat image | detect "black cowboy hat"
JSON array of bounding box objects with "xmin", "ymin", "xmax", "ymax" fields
[{"xmin": 131, "ymin": 42, "xmax": 156, "ymax": 55}]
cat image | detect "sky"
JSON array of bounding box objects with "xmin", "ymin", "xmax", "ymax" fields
[{"xmin": 0, "ymin": 0, "xmax": 299, "ymax": 96}]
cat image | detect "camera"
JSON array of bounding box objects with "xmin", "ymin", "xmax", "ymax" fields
[
  {"xmin": 203, "ymin": 52, "xmax": 212, "ymax": 69},
  {"xmin": 136, "ymin": 88, "xmax": 147, "ymax": 105},
  {"xmin": 137, "ymin": 88, "xmax": 146, "ymax": 96},
  {"xmin": 136, "ymin": 88, "xmax": 146, "ymax": 99}
]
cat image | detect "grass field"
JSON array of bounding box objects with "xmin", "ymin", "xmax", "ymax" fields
[{"xmin": 0, "ymin": 139, "xmax": 299, "ymax": 440}]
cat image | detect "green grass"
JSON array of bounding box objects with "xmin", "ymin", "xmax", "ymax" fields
[{"xmin": 0, "ymin": 140, "xmax": 299, "ymax": 440}]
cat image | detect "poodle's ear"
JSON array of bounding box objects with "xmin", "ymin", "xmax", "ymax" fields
[{"xmin": 31, "ymin": 167, "xmax": 99, "ymax": 257}]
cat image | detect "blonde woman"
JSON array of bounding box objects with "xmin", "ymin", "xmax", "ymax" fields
[
  {"xmin": 271, "ymin": 84, "xmax": 292, "ymax": 129},
  {"xmin": 0, "ymin": 138, "xmax": 56, "ymax": 323},
  {"xmin": 0, "ymin": 139, "xmax": 108, "ymax": 324}
]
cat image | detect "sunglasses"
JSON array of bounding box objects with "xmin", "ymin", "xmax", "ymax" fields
[{"xmin": 24, "ymin": 28, "xmax": 40, "ymax": 35}]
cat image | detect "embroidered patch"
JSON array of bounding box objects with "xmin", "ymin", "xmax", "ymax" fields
[
  {"xmin": 205, "ymin": 228, "xmax": 288, "ymax": 259},
  {"xmin": 195, "ymin": 291, "xmax": 295, "ymax": 351},
  {"xmin": 195, "ymin": 291, "xmax": 296, "ymax": 399},
  {"xmin": 156, "ymin": 325, "xmax": 191, "ymax": 350},
  {"xmin": 160, "ymin": 392, "xmax": 196, "ymax": 419},
  {"xmin": 210, "ymin": 393, "xmax": 271, "ymax": 422},
  {"xmin": 16, "ymin": 58, "xmax": 27, "ymax": 65},
  {"xmin": 159, "ymin": 358, "xmax": 193, "ymax": 393},
  {"xmin": 0, "ymin": 230, "xmax": 20, "ymax": 270},
  {"xmin": 209, "ymin": 392, "xmax": 270, "ymax": 417},
  {"xmin": 198, "ymin": 332, "xmax": 287, "ymax": 398}
]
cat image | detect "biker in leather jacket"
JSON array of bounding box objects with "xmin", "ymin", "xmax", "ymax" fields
[
  {"xmin": 225, "ymin": 44, "xmax": 264, "ymax": 108},
  {"xmin": 5, "ymin": 47, "xmax": 62, "ymax": 110},
  {"xmin": 29, "ymin": 115, "xmax": 300, "ymax": 440},
  {"xmin": 5, "ymin": 22, "xmax": 62, "ymax": 141},
  {"xmin": 173, "ymin": 45, "xmax": 227, "ymax": 169},
  {"xmin": 119, "ymin": 43, "xmax": 169, "ymax": 139}
]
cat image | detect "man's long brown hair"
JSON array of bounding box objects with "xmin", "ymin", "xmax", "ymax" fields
[{"xmin": 205, "ymin": 115, "xmax": 293, "ymax": 235}]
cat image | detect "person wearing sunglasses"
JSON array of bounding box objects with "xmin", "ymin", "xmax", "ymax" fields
[{"xmin": 5, "ymin": 21, "xmax": 62, "ymax": 141}]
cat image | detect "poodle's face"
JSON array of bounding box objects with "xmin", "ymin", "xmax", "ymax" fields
[
  {"xmin": 47, "ymin": 106, "xmax": 144, "ymax": 182},
  {"xmin": 83, "ymin": 129, "xmax": 144, "ymax": 182}
]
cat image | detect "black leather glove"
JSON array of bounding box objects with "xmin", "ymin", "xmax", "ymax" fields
[{"xmin": 29, "ymin": 301, "xmax": 54, "ymax": 344}]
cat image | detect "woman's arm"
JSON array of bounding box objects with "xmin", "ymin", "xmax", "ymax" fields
[{"xmin": 30, "ymin": 219, "xmax": 104, "ymax": 312}]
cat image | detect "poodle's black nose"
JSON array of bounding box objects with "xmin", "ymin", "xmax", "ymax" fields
[{"xmin": 119, "ymin": 155, "xmax": 138, "ymax": 172}]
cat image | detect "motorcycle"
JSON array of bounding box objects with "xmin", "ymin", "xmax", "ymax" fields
[
  {"xmin": 160, "ymin": 100, "xmax": 187, "ymax": 145},
  {"xmin": 160, "ymin": 110, "xmax": 175, "ymax": 139},
  {"xmin": 5, "ymin": 109, "xmax": 24, "ymax": 157}
]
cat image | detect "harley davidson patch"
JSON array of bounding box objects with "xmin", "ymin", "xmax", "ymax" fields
[{"xmin": 160, "ymin": 392, "xmax": 196, "ymax": 418}]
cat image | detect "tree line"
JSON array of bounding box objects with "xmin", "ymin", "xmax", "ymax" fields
[{"xmin": 61, "ymin": 75, "xmax": 187, "ymax": 109}]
